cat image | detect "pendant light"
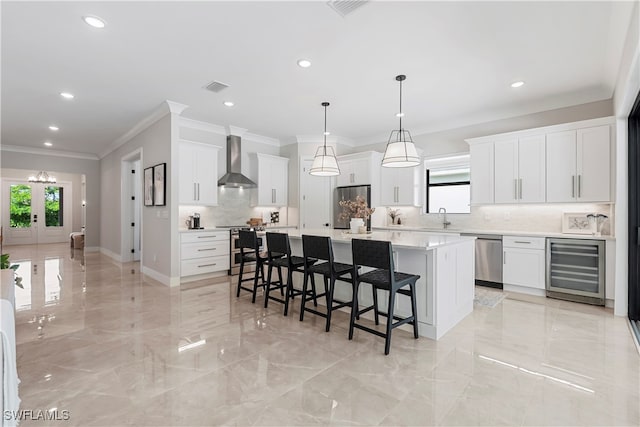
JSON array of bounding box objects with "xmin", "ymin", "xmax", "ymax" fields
[
  {"xmin": 382, "ymin": 75, "xmax": 420, "ymax": 168},
  {"xmin": 309, "ymin": 102, "xmax": 340, "ymax": 176}
]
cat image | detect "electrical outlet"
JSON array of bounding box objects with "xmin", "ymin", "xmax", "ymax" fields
[
  {"xmin": 504, "ymin": 211, "xmax": 511, "ymax": 221},
  {"xmin": 484, "ymin": 212, "xmax": 490, "ymax": 221}
]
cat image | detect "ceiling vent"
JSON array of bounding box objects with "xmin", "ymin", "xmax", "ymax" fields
[
  {"xmin": 204, "ymin": 80, "xmax": 230, "ymax": 93},
  {"xmin": 327, "ymin": 0, "xmax": 368, "ymax": 17}
]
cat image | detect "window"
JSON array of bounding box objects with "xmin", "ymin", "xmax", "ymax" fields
[
  {"xmin": 44, "ymin": 186, "xmax": 64, "ymax": 227},
  {"xmin": 10, "ymin": 184, "xmax": 32, "ymax": 228},
  {"xmin": 424, "ymin": 154, "xmax": 471, "ymax": 214}
]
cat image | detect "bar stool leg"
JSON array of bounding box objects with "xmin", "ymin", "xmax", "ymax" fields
[
  {"xmin": 283, "ymin": 268, "xmax": 294, "ymax": 316},
  {"xmin": 264, "ymin": 263, "xmax": 274, "ymax": 308},
  {"xmin": 372, "ymin": 286, "xmax": 380, "ymax": 325},
  {"xmin": 236, "ymin": 258, "xmax": 245, "ymax": 298},
  {"xmin": 278, "ymin": 266, "xmax": 284, "ymax": 296},
  {"xmin": 310, "ymin": 273, "xmax": 318, "ymax": 307},
  {"xmin": 349, "ymin": 280, "xmax": 360, "ymax": 340},
  {"xmin": 251, "ymin": 263, "xmax": 261, "ymax": 304},
  {"xmin": 300, "ymin": 270, "xmax": 310, "ymax": 321},
  {"xmin": 325, "ymin": 276, "xmax": 334, "ymax": 332},
  {"xmin": 384, "ymin": 290, "xmax": 397, "ymax": 355},
  {"xmin": 410, "ymin": 282, "xmax": 419, "ymax": 339}
]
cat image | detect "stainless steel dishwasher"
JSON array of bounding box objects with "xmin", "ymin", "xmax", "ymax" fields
[{"xmin": 462, "ymin": 234, "xmax": 503, "ymax": 288}]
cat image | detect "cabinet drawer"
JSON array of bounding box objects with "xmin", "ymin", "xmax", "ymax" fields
[
  {"xmin": 181, "ymin": 255, "xmax": 229, "ymax": 277},
  {"xmin": 181, "ymin": 231, "xmax": 229, "ymax": 244},
  {"xmin": 181, "ymin": 241, "xmax": 229, "ymax": 260},
  {"xmin": 503, "ymin": 236, "xmax": 545, "ymax": 250}
]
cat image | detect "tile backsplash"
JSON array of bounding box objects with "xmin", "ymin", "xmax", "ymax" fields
[
  {"xmin": 179, "ymin": 188, "xmax": 287, "ymax": 228},
  {"xmin": 372, "ymin": 203, "xmax": 614, "ymax": 235}
]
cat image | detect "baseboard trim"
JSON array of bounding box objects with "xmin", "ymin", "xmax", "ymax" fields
[
  {"xmin": 99, "ymin": 247, "xmax": 122, "ymax": 263},
  {"xmin": 84, "ymin": 246, "xmax": 100, "ymax": 253},
  {"xmin": 141, "ymin": 266, "xmax": 180, "ymax": 287}
]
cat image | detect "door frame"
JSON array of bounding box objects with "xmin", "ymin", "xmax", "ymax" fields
[
  {"xmin": 628, "ymin": 92, "xmax": 640, "ymax": 321},
  {"xmin": 121, "ymin": 148, "xmax": 143, "ymax": 263}
]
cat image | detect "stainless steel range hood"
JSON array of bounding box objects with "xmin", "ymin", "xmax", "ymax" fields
[{"xmin": 217, "ymin": 135, "xmax": 257, "ymax": 188}]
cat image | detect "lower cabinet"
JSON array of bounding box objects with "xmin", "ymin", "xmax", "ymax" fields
[
  {"xmin": 503, "ymin": 236, "xmax": 545, "ymax": 294},
  {"xmin": 180, "ymin": 231, "xmax": 230, "ymax": 278}
]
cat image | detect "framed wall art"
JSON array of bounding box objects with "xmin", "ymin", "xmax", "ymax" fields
[
  {"xmin": 153, "ymin": 163, "xmax": 166, "ymax": 206},
  {"xmin": 144, "ymin": 166, "xmax": 154, "ymax": 206},
  {"xmin": 562, "ymin": 212, "xmax": 592, "ymax": 235}
]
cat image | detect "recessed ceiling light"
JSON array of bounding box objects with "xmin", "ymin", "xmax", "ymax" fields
[
  {"xmin": 223, "ymin": 101, "xmax": 234, "ymax": 107},
  {"xmin": 297, "ymin": 59, "xmax": 311, "ymax": 68},
  {"xmin": 60, "ymin": 92, "xmax": 74, "ymax": 99},
  {"xmin": 323, "ymin": 131, "xmax": 330, "ymax": 136},
  {"xmin": 49, "ymin": 125, "xmax": 59, "ymax": 131},
  {"xmin": 82, "ymin": 15, "xmax": 106, "ymax": 29},
  {"xmin": 44, "ymin": 142, "xmax": 53, "ymax": 147},
  {"xmin": 511, "ymin": 81, "xmax": 525, "ymax": 88},
  {"xmin": 395, "ymin": 112, "xmax": 405, "ymax": 118}
]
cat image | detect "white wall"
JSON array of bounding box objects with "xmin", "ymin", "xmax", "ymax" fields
[
  {"xmin": 0, "ymin": 151, "xmax": 100, "ymax": 247},
  {"xmin": 100, "ymin": 114, "xmax": 173, "ymax": 282}
]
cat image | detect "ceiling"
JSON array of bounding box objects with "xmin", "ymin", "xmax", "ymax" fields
[{"xmin": 1, "ymin": 1, "xmax": 634, "ymax": 157}]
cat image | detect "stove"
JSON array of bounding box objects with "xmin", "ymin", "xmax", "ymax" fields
[{"xmin": 219, "ymin": 226, "xmax": 265, "ymax": 275}]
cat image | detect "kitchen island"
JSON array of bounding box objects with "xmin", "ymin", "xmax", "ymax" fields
[{"xmin": 283, "ymin": 229, "xmax": 476, "ymax": 340}]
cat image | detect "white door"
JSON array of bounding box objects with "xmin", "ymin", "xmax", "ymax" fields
[
  {"xmin": 518, "ymin": 135, "xmax": 546, "ymax": 203},
  {"xmin": 3, "ymin": 180, "xmax": 72, "ymax": 245},
  {"xmin": 493, "ymin": 139, "xmax": 518, "ymax": 203},
  {"xmin": 379, "ymin": 167, "xmax": 397, "ymax": 205},
  {"xmin": 300, "ymin": 159, "xmax": 332, "ymax": 230},
  {"xmin": 577, "ymin": 125, "xmax": 611, "ymax": 202},
  {"xmin": 546, "ymin": 130, "xmax": 577, "ymax": 202}
]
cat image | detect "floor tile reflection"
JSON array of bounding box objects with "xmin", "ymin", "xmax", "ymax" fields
[{"xmin": 9, "ymin": 243, "xmax": 639, "ymax": 426}]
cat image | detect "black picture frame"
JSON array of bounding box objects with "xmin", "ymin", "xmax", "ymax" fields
[
  {"xmin": 143, "ymin": 167, "xmax": 154, "ymax": 206},
  {"xmin": 153, "ymin": 163, "xmax": 166, "ymax": 206}
]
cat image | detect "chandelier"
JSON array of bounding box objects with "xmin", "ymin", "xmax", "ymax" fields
[{"xmin": 28, "ymin": 171, "xmax": 57, "ymax": 184}]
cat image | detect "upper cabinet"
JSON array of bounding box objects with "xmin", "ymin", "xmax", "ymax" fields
[
  {"xmin": 336, "ymin": 153, "xmax": 382, "ymax": 187},
  {"xmin": 179, "ymin": 140, "xmax": 220, "ymax": 206},
  {"xmin": 547, "ymin": 125, "xmax": 611, "ymax": 202},
  {"xmin": 467, "ymin": 118, "xmax": 613, "ymax": 205},
  {"xmin": 494, "ymin": 135, "xmax": 545, "ymax": 204},
  {"xmin": 252, "ymin": 153, "xmax": 289, "ymax": 207},
  {"xmin": 380, "ymin": 166, "xmax": 421, "ymax": 206},
  {"xmin": 469, "ymin": 142, "xmax": 494, "ymax": 205}
]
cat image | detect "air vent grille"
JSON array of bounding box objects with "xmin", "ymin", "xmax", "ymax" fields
[
  {"xmin": 327, "ymin": 0, "xmax": 368, "ymax": 17},
  {"xmin": 204, "ymin": 80, "xmax": 230, "ymax": 93}
]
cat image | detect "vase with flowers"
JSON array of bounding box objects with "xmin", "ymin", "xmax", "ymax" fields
[{"xmin": 339, "ymin": 195, "xmax": 375, "ymax": 233}]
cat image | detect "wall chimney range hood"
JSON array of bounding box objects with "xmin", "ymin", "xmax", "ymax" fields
[{"xmin": 217, "ymin": 135, "xmax": 257, "ymax": 188}]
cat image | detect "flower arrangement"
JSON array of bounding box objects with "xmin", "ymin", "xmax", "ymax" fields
[
  {"xmin": 387, "ymin": 208, "xmax": 402, "ymax": 225},
  {"xmin": 339, "ymin": 195, "xmax": 375, "ymax": 221}
]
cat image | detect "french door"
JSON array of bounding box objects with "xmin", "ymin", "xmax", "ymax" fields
[{"xmin": 2, "ymin": 180, "xmax": 72, "ymax": 245}]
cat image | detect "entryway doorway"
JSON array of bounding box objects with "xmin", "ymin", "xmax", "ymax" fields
[
  {"xmin": 299, "ymin": 157, "xmax": 333, "ymax": 230},
  {"xmin": 627, "ymin": 89, "xmax": 640, "ymax": 340},
  {"xmin": 121, "ymin": 150, "xmax": 142, "ymax": 263},
  {"xmin": 2, "ymin": 179, "xmax": 72, "ymax": 245}
]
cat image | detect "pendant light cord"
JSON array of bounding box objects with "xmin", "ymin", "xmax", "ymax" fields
[{"xmin": 399, "ymin": 78, "xmax": 403, "ymax": 132}]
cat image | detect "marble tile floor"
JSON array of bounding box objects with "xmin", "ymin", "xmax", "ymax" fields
[{"xmin": 7, "ymin": 243, "xmax": 640, "ymax": 426}]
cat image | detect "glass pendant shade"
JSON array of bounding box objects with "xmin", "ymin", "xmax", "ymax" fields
[
  {"xmin": 309, "ymin": 101, "xmax": 340, "ymax": 176},
  {"xmin": 309, "ymin": 146, "xmax": 340, "ymax": 176},
  {"xmin": 382, "ymin": 130, "xmax": 420, "ymax": 168},
  {"xmin": 382, "ymin": 74, "xmax": 420, "ymax": 168},
  {"xmin": 28, "ymin": 171, "xmax": 56, "ymax": 183}
]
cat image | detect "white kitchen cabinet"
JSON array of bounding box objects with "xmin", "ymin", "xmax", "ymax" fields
[
  {"xmin": 546, "ymin": 125, "xmax": 611, "ymax": 202},
  {"xmin": 336, "ymin": 153, "xmax": 382, "ymax": 187},
  {"xmin": 380, "ymin": 166, "xmax": 421, "ymax": 206},
  {"xmin": 503, "ymin": 236, "xmax": 546, "ymax": 295},
  {"xmin": 252, "ymin": 153, "xmax": 288, "ymax": 207},
  {"xmin": 494, "ymin": 135, "xmax": 545, "ymax": 203},
  {"xmin": 469, "ymin": 142, "xmax": 494, "ymax": 205},
  {"xmin": 178, "ymin": 140, "xmax": 220, "ymax": 206},
  {"xmin": 180, "ymin": 231, "xmax": 230, "ymax": 278}
]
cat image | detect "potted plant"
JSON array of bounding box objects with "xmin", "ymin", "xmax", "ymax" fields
[
  {"xmin": 1, "ymin": 253, "xmax": 23, "ymax": 288},
  {"xmin": 339, "ymin": 195, "xmax": 375, "ymax": 233}
]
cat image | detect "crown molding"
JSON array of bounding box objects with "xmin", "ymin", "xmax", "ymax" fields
[
  {"xmin": 99, "ymin": 100, "xmax": 186, "ymax": 159},
  {"xmin": 294, "ymin": 134, "xmax": 356, "ymax": 147},
  {"xmin": 225, "ymin": 125, "xmax": 248, "ymax": 137},
  {"xmin": 1, "ymin": 144, "xmax": 99, "ymax": 160},
  {"xmin": 242, "ymin": 131, "xmax": 280, "ymax": 147},
  {"xmin": 178, "ymin": 118, "xmax": 280, "ymax": 146},
  {"xmin": 177, "ymin": 116, "xmax": 226, "ymax": 135}
]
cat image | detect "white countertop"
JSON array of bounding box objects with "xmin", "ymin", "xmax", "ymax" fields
[
  {"xmin": 373, "ymin": 225, "xmax": 616, "ymax": 241},
  {"xmin": 179, "ymin": 225, "xmax": 297, "ymax": 233},
  {"xmin": 283, "ymin": 228, "xmax": 475, "ymax": 250}
]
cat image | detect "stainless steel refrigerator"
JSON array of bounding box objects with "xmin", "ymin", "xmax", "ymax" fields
[{"xmin": 334, "ymin": 185, "xmax": 371, "ymax": 229}]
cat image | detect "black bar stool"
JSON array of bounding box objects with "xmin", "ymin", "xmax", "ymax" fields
[
  {"xmin": 300, "ymin": 235, "xmax": 355, "ymax": 332},
  {"xmin": 236, "ymin": 229, "xmax": 268, "ymax": 303},
  {"xmin": 264, "ymin": 232, "xmax": 318, "ymax": 316},
  {"xmin": 349, "ymin": 238, "xmax": 420, "ymax": 355}
]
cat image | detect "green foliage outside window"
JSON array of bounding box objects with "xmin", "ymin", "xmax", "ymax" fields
[
  {"xmin": 45, "ymin": 186, "xmax": 63, "ymax": 227},
  {"xmin": 10, "ymin": 185, "xmax": 31, "ymax": 228}
]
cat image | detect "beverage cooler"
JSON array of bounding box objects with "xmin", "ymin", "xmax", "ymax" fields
[{"xmin": 546, "ymin": 238, "xmax": 605, "ymax": 306}]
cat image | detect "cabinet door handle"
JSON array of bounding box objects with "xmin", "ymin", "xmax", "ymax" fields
[
  {"xmin": 197, "ymin": 183, "xmax": 200, "ymax": 201},
  {"xmin": 198, "ymin": 263, "xmax": 217, "ymax": 268},
  {"xmin": 504, "ymin": 251, "xmax": 506, "ymax": 264},
  {"xmin": 272, "ymin": 189, "xmax": 276, "ymax": 203},
  {"xmin": 197, "ymin": 248, "xmax": 217, "ymax": 252},
  {"xmin": 571, "ymin": 176, "xmax": 575, "ymax": 198},
  {"xmin": 194, "ymin": 183, "xmax": 197, "ymax": 201},
  {"xmin": 514, "ymin": 241, "xmax": 531, "ymax": 244},
  {"xmin": 514, "ymin": 179, "xmax": 518, "ymax": 200},
  {"xmin": 519, "ymin": 178, "xmax": 523, "ymax": 200},
  {"xmin": 578, "ymin": 175, "xmax": 582, "ymax": 198},
  {"xmin": 197, "ymin": 235, "xmax": 218, "ymax": 239}
]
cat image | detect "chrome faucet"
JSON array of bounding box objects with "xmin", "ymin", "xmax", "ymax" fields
[{"xmin": 438, "ymin": 207, "xmax": 451, "ymax": 229}]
